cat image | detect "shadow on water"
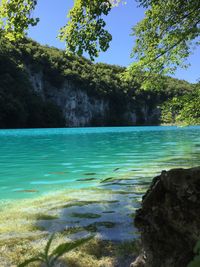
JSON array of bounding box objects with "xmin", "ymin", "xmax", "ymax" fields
[
  {"xmin": 30, "ymin": 186, "xmax": 145, "ymax": 267},
  {"xmin": 35, "ymin": 187, "xmax": 142, "ymax": 242}
]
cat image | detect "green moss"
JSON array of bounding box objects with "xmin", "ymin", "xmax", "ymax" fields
[
  {"xmin": 52, "ymin": 201, "xmax": 99, "ymax": 209},
  {"xmin": 129, "ymin": 213, "xmax": 136, "ymax": 219},
  {"xmin": 85, "ymin": 221, "xmax": 116, "ymax": 232},
  {"xmin": 63, "ymin": 226, "xmax": 85, "ymax": 235},
  {"xmin": 80, "ymin": 239, "xmax": 115, "ymax": 259},
  {"xmin": 84, "ymin": 224, "xmax": 98, "ymax": 232},
  {"xmin": 35, "ymin": 213, "xmax": 59, "ymax": 220},
  {"xmin": 116, "ymin": 240, "xmax": 141, "ymax": 257},
  {"xmin": 98, "ymin": 221, "xmax": 116, "ymax": 228},
  {"xmin": 51, "ymin": 199, "xmax": 119, "ymax": 210},
  {"xmin": 0, "ymin": 187, "xmax": 139, "ymax": 266},
  {"xmin": 112, "ymin": 190, "xmax": 132, "ymax": 195},
  {"xmin": 70, "ymin": 212, "xmax": 101, "ymax": 219},
  {"xmin": 32, "ymin": 225, "xmax": 47, "ymax": 232}
]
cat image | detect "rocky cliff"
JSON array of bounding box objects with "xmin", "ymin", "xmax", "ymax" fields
[
  {"xmin": 28, "ymin": 67, "xmax": 160, "ymax": 127},
  {"xmin": 0, "ymin": 37, "xmax": 193, "ymax": 128},
  {"xmin": 28, "ymin": 68, "xmax": 109, "ymax": 127},
  {"xmin": 133, "ymin": 167, "xmax": 200, "ymax": 267}
]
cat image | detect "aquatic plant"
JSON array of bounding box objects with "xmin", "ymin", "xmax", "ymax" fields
[
  {"xmin": 18, "ymin": 234, "xmax": 93, "ymax": 267},
  {"xmin": 188, "ymin": 240, "xmax": 200, "ymax": 267}
]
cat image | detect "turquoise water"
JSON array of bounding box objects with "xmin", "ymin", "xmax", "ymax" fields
[
  {"xmin": 0, "ymin": 126, "xmax": 200, "ymax": 200},
  {"xmin": 0, "ymin": 126, "xmax": 200, "ymax": 242}
]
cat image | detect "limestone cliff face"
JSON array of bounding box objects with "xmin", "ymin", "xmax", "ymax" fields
[
  {"xmin": 28, "ymin": 68, "xmax": 109, "ymax": 127},
  {"xmin": 27, "ymin": 67, "xmax": 160, "ymax": 127},
  {"xmin": 46, "ymin": 82, "xmax": 109, "ymax": 127},
  {"xmin": 133, "ymin": 167, "xmax": 200, "ymax": 267}
]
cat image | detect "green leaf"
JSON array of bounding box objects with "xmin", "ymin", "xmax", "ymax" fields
[
  {"xmin": 187, "ymin": 255, "xmax": 200, "ymax": 267},
  {"xmin": 44, "ymin": 234, "xmax": 55, "ymax": 260},
  {"xmin": 18, "ymin": 257, "xmax": 42, "ymax": 267},
  {"xmin": 51, "ymin": 236, "xmax": 93, "ymax": 263},
  {"xmin": 194, "ymin": 240, "xmax": 200, "ymax": 254}
]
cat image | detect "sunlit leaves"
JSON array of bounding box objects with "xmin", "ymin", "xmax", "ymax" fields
[
  {"xmin": 0, "ymin": 0, "xmax": 39, "ymax": 40},
  {"xmin": 62, "ymin": 0, "xmax": 200, "ymax": 87},
  {"xmin": 130, "ymin": 0, "xmax": 200, "ymax": 86},
  {"xmin": 1, "ymin": 0, "xmax": 200, "ymax": 88},
  {"xmin": 161, "ymin": 85, "xmax": 200, "ymax": 125},
  {"xmin": 59, "ymin": 0, "xmax": 114, "ymax": 60}
]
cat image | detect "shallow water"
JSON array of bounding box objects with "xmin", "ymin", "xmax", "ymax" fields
[{"xmin": 0, "ymin": 126, "xmax": 200, "ymax": 241}]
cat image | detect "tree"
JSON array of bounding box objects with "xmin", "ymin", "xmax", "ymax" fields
[
  {"xmin": 0, "ymin": 0, "xmax": 200, "ymax": 84},
  {"xmin": 129, "ymin": 0, "xmax": 200, "ymax": 87},
  {"xmin": 161, "ymin": 83, "xmax": 200, "ymax": 125},
  {"xmin": 0, "ymin": 0, "xmax": 39, "ymax": 40}
]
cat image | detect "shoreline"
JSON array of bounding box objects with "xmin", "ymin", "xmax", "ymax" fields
[{"xmin": 0, "ymin": 186, "xmax": 142, "ymax": 266}]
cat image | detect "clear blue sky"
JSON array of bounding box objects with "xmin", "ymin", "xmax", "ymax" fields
[{"xmin": 28, "ymin": 0, "xmax": 200, "ymax": 83}]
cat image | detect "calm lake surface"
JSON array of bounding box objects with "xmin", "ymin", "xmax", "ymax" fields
[{"xmin": 0, "ymin": 126, "xmax": 200, "ymax": 241}]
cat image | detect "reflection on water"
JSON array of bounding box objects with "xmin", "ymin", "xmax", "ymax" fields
[
  {"xmin": 0, "ymin": 126, "xmax": 199, "ymax": 200},
  {"xmin": 0, "ymin": 126, "xmax": 199, "ymax": 241}
]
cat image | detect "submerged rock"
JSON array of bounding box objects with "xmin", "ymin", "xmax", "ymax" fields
[
  {"xmin": 133, "ymin": 167, "xmax": 200, "ymax": 267},
  {"xmin": 130, "ymin": 255, "xmax": 146, "ymax": 267},
  {"xmin": 17, "ymin": 189, "xmax": 38, "ymax": 193}
]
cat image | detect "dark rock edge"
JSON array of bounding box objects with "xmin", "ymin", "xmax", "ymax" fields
[{"xmin": 132, "ymin": 167, "xmax": 200, "ymax": 267}]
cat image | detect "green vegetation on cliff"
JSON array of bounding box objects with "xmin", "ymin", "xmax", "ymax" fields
[
  {"xmin": 0, "ymin": 36, "xmax": 197, "ymax": 128},
  {"xmin": 0, "ymin": 37, "xmax": 65, "ymax": 128},
  {"xmin": 161, "ymin": 84, "xmax": 200, "ymax": 125},
  {"xmin": 1, "ymin": 0, "xmax": 199, "ymax": 85}
]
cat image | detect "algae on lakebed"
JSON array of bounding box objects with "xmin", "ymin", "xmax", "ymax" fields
[
  {"xmin": 0, "ymin": 233, "xmax": 139, "ymax": 267},
  {"xmin": 0, "ymin": 187, "xmax": 140, "ymax": 266},
  {"xmin": 71, "ymin": 212, "xmax": 102, "ymax": 219}
]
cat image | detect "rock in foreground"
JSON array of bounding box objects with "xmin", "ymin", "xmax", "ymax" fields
[{"xmin": 134, "ymin": 167, "xmax": 200, "ymax": 267}]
